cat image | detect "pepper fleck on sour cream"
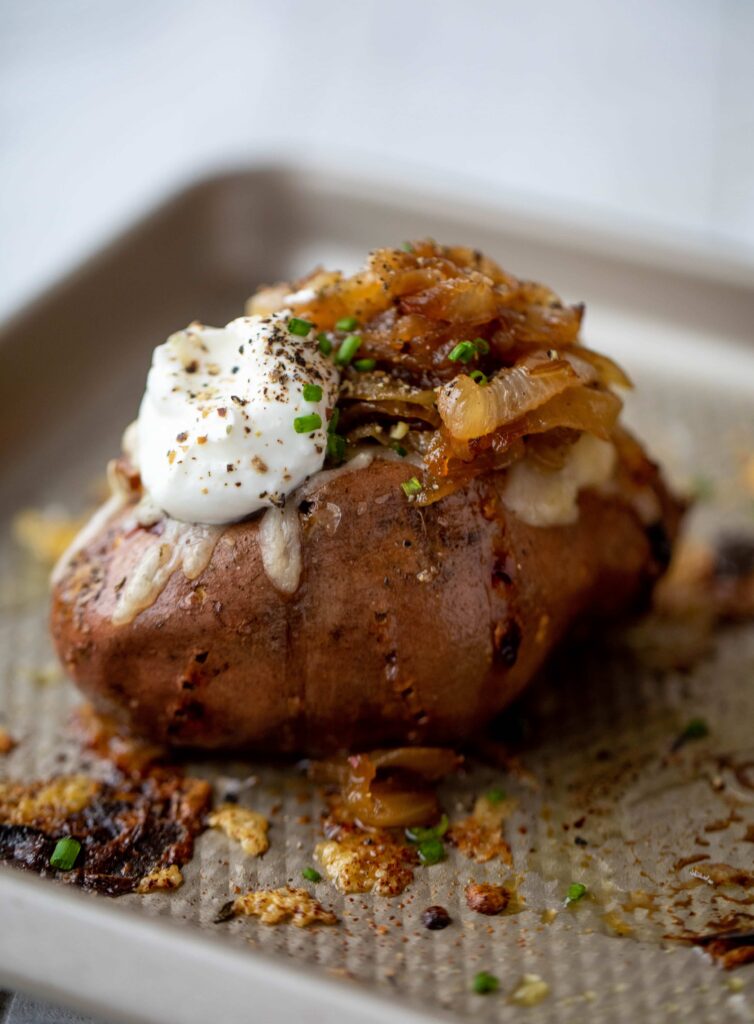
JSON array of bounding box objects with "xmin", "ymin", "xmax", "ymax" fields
[{"xmin": 134, "ymin": 313, "xmax": 339, "ymax": 525}]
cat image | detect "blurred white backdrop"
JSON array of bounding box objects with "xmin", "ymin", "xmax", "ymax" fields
[{"xmin": 1, "ymin": 0, "xmax": 753, "ymax": 319}]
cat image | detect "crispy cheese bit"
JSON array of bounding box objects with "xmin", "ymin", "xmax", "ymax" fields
[
  {"xmin": 229, "ymin": 887, "xmax": 337, "ymax": 927},
  {"xmin": 447, "ymin": 792, "xmax": 516, "ymax": 865},
  {"xmin": 510, "ymin": 974, "xmax": 550, "ymax": 1007},
  {"xmin": 0, "ymin": 727, "xmax": 16, "ymax": 755},
  {"xmin": 315, "ymin": 831, "xmax": 417, "ymax": 896},
  {"xmin": 208, "ymin": 804, "xmax": 269, "ymax": 856},
  {"xmin": 0, "ymin": 775, "xmax": 99, "ymax": 828},
  {"xmin": 137, "ymin": 864, "xmax": 184, "ymax": 894}
]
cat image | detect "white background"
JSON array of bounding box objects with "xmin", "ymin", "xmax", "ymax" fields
[{"xmin": 1, "ymin": 0, "xmax": 753, "ymax": 320}]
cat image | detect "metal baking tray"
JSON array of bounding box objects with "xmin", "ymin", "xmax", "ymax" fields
[{"xmin": 2, "ymin": 163, "xmax": 754, "ymax": 1024}]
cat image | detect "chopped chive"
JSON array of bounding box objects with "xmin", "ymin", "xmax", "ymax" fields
[
  {"xmin": 335, "ymin": 316, "xmax": 358, "ymax": 332},
  {"xmin": 473, "ymin": 337, "xmax": 490, "ymax": 355},
  {"xmin": 293, "ymin": 413, "xmax": 322, "ymax": 434},
  {"xmin": 401, "ymin": 241, "xmax": 415, "ymax": 253},
  {"xmin": 448, "ymin": 341, "xmax": 476, "ymax": 364},
  {"xmin": 469, "ymin": 369, "xmax": 488, "ymax": 386},
  {"xmin": 354, "ymin": 358, "xmax": 376, "ymax": 372},
  {"xmin": 302, "ymin": 866, "xmax": 322, "ymax": 883},
  {"xmin": 326, "ymin": 433, "xmax": 346, "ymax": 464},
  {"xmin": 472, "ymin": 971, "xmax": 499, "ymax": 995},
  {"xmin": 417, "ymin": 837, "xmax": 445, "ymax": 865},
  {"xmin": 335, "ymin": 334, "xmax": 361, "ymax": 366},
  {"xmin": 288, "ymin": 317, "xmax": 314, "ymax": 336},
  {"xmin": 327, "ymin": 407, "xmax": 340, "ymax": 433},
  {"xmin": 405, "ymin": 814, "xmax": 449, "ymax": 844},
  {"xmin": 671, "ymin": 717, "xmax": 709, "ymax": 752},
  {"xmin": 485, "ymin": 786, "xmax": 506, "ymax": 804},
  {"xmin": 390, "ymin": 442, "xmax": 407, "ymax": 458},
  {"xmin": 317, "ymin": 333, "xmax": 333, "ymax": 355},
  {"xmin": 690, "ymin": 475, "xmax": 714, "ymax": 501},
  {"xmin": 565, "ymin": 882, "xmax": 587, "ymax": 905},
  {"xmin": 50, "ymin": 836, "xmax": 81, "ymax": 871},
  {"xmin": 401, "ymin": 476, "xmax": 422, "ymax": 498},
  {"xmin": 302, "ymin": 383, "xmax": 323, "ymax": 402}
]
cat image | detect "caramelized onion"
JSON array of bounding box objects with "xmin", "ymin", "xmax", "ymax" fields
[
  {"xmin": 309, "ymin": 747, "xmax": 461, "ymax": 829},
  {"xmin": 438, "ymin": 358, "xmax": 587, "ymax": 441}
]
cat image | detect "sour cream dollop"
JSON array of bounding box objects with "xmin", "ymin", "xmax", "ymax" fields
[{"xmin": 135, "ymin": 314, "xmax": 339, "ymax": 524}]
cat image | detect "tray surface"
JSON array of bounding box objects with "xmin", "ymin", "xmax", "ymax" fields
[{"xmin": 1, "ymin": 166, "xmax": 754, "ymax": 1024}]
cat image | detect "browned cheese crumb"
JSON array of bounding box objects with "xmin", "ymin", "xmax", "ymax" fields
[
  {"xmin": 0, "ymin": 775, "xmax": 99, "ymax": 828},
  {"xmin": 208, "ymin": 803, "xmax": 269, "ymax": 856},
  {"xmin": 136, "ymin": 864, "xmax": 184, "ymax": 893},
  {"xmin": 316, "ymin": 827, "xmax": 418, "ymax": 896},
  {"xmin": 230, "ymin": 886, "xmax": 337, "ymax": 927},
  {"xmin": 448, "ymin": 794, "xmax": 514, "ymax": 865},
  {"xmin": 0, "ymin": 727, "xmax": 17, "ymax": 755},
  {"xmin": 465, "ymin": 882, "xmax": 510, "ymax": 916}
]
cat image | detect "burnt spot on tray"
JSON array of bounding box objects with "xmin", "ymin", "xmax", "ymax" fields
[
  {"xmin": 0, "ymin": 772, "xmax": 210, "ymax": 897},
  {"xmin": 691, "ymin": 929, "xmax": 754, "ymax": 970}
]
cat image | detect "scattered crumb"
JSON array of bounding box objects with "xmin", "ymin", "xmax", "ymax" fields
[
  {"xmin": 510, "ymin": 973, "xmax": 550, "ymax": 1007},
  {"xmin": 0, "ymin": 727, "xmax": 16, "ymax": 755},
  {"xmin": 316, "ymin": 827, "xmax": 417, "ymax": 896},
  {"xmin": 208, "ymin": 803, "xmax": 269, "ymax": 856},
  {"xmin": 13, "ymin": 507, "xmax": 86, "ymax": 564},
  {"xmin": 727, "ymin": 977, "xmax": 745, "ymax": 993},
  {"xmin": 448, "ymin": 794, "xmax": 514, "ymax": 864},
  {"xmin": 541, "ymin": 908, "xmax": 558, "ymax": 924},
  {"xmin": 465, "ymin": 882, "xmax": 510, "ymax": 916},
  {"xmin": 137, "ymin": 864, "xmax": 184, "ymax": 893},
  {"xmin": 224, "ymin": 886, "xmax": 337, "ymax": 927},
  {"xmin": 0, "ymin": 775, "xmax": 99, "ymax": 828}
]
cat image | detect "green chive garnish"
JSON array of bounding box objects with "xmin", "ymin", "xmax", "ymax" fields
[
  {"xmin": 317, "ymin": 333, "xmax": 333, "ymax": 355},
  {"xmin": 473, "ymin": 337, "xmax": 490, "ymax": 355},
  {"xmin": 401, "ymin": 476, "xmax": 422, "ymax": 498},
  {"xmin": 469, "ymin": 369, "xmax": 488, "ymax": 386},
  {"xmin": 50, "ymin": 836, "xmax": 81, "ymax": 871},
  {"xmin": 565, "ymin": 882, "xmax": 587, "ymax": 905},
  {"xmin": 354, "ymin": 358, "xmax": 376, "ymax": 372},
  {"xmin": 485, "ymin": 786, "xmax": 506, "ymax": 804},
  {"xmin": 288, "ymin": 317, "xmax": 313, "ymax": 336},
  {"xmin": 327, "ymin": 407, "xmax": 340, "ymax": 433},
  {"xmin": 448, "ymin": 341, "xmax": 476, "ymax": 364},
  {"xmin": 417, "ymin": 837, "xmax": 445, "ymax": 865},
  {"xmin": 335, "ymin": 316, "xmax": 358, "ymax": 332},
  {"xmin": 472, "ymin": 971, "xmax": 499, "ymax": 995},
  {"xmin": 302, "ymin": 383, "xmax": 323, "ymax": 402},
  {"xmin": 405, "ymin": 814, "xmax": 449, "ymax": 844},
  {"xmin": 671, "ymin": 717, "xmax": 710, "ymax": 751},
  {"xmin": 327, "ymin": 433, "xmax": 346, "ymax": 464},
  {"xmin": 335, "ymin": 334, "xmax": 361, "ymax": 366},
  {"xmin": 690, "ymin": 476, "xmax": 714, "ymax": 501},
  {"xmin": 293, "ymin": 413, "xmax": 322, "ymax": 434},
  {"xmin": 390, "ymin": 442, "xmax": 407, "ymax": 458},
  {"xmin": 302, "ymin": 866, "xmax": 322, "ymax": 883},
  {"xmin": 401, "ymin": 242, "xmax": 415, "ymax": 253}
]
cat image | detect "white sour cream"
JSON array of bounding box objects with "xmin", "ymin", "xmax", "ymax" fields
[{"xmin": 134, "ymin": 314, "xmax": 339, "ymax": 525}]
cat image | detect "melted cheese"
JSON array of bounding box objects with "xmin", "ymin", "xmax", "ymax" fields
[{"xmin": 501, "ymin": 433, "xmax": 616, "ymax": 527}]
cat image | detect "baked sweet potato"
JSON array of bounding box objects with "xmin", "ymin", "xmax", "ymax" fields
[{"xmin": 51, "ymin": 443, "xmax": 680, "ymax": 755}]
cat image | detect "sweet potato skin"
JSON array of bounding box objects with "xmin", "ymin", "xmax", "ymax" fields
[{"xmin": 50, "ymin": 455, "xmax": 680, "ymax": 755}]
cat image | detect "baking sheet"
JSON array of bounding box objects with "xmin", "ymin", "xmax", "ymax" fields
[{"xmin": 1, "ymin": 165, "xmax": 754, "ymax": 1024}]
